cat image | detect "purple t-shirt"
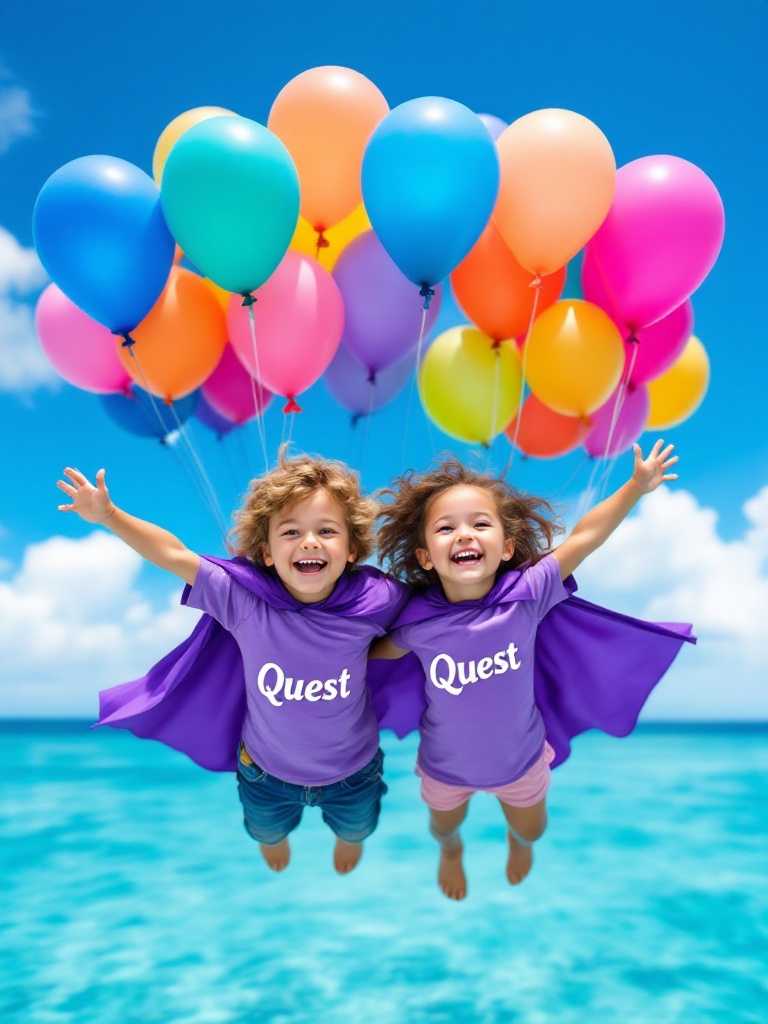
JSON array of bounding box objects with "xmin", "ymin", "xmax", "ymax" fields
[
  {"xmin": 186, "ymin": 558, "xmax": 397, "ymax": 786},
  {"xmin": 391, "ymin": 555, "xmax": 570, "ymax": 788}
]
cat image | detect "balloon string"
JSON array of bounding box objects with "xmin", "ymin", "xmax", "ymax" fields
[
  {"xmin": 488, "ymin": 345, "xmax": 501, "ymax": 468},
  {"xmin": 359, "ymin": 373, "xmax": 377, "ymax": 477},
  {"xmin": 593, "ymin": 336, "xmax": 641, "ymax": 503},
  {"xmin": 287, "ymin": 408, "xmax": 296, "ymax": 444},
  {"xmin": 244, "ymin": 297, "xmax": 270, "ymax": 473},
  {"xmin": 401, "ymin": 290, "xmax": 433, "ymax": 467},
  {"xmin": 315, "ymin": 230, "xmax": 330, "ymax": 261},
  {"xmin": 507, "ymin": 277, "xmax": 542, "ymax": 476},
  {"xmin": 554, "ymin": 452, "xmax": 590, "ymax": 503},
  {"xmin": 166, "ymin": 401, "xmax": 230, "ymax": 543}
]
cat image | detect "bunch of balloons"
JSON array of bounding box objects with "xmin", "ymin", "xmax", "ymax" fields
[{"xmin": 31, "ymin": 65, "xmax": 723, "ymax": 457}]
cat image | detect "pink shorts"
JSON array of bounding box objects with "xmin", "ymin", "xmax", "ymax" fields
[{"xmin": 417, "ymin": 742, "xmax": 555, "ymax": 811}]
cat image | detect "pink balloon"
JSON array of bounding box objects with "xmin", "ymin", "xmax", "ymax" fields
[
  {"xmin": 228, "ymin": 252, "xmax": 344, "ymax": 411},
  {"xmin": 586, "ymin": 156, "xmax": 724, "ymax": 330},
  {"xmin": 202, "ymin": 344, "xmax": 271, "ymax": 424},
  {"xmin": 582, "ymin": 250, "xmax": 694, "ymax": 385},
  {"xmin": 584, "ymin": 385, "xmax": 649, "ymax": 458},
  {"xmin": 34, "ymin": 283, "xmax": 132, "ymax": 394}
]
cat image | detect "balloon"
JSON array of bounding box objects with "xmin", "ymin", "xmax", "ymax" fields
[
  {"xmin": 362, "ymin": 97, "xmax": 499, "ymax": 287},
  {"xmin": 118, "ymin": 267, "xmax": 228, "ymax": 401},
  {"xmin": 268, "ymin": 67, "xmax": 388, "ymax": 232},
  {"xmin": 202, "ymin": 277, "xmax": 232, "ymax": 312},
  {"xmin": 451, "ymin": 220, "xmax": 566, "ymax": 342},
  {"xmin": 586, "ymin": 156, "xmax": 724, "ymax": 330},
  {"xmin": 583, "ymin": 385, "xmax": 650, "ymax": 458},
  {"xmin": 505, "ymin": 393, "xmax": 589, "ymax": 459},
  {"xmin": 196, "ymin": 394, "xmax": 238, "ymax": 437},
  {"xmin": 161, "ymin": 115, "xmax": 300, "ymax": 294},
  {"xmin": 419, "ymin": 327, "xmax": 522, "ymax": 445},
  {"xmin": 202, "ymin": 344, "xmax": 272, "ymax": 425},
  {"xmin": 323, "ymin": 342, "xmax": 413, "ymax": 419},
  {"xmin": 290, "ymin": 204, "xmax": 371, "ymax": 270},
  {"xmin": 646, "ymin": 335, "xmax": 710, "ymax": 429},
  {"xmin": 33, "ymin": 155, "xmax": 175, "ymax": 334},
  {"xmin": 332, "ymin": 230, "xmax": 442, "ymax": 373},
  {"xmin": 100, "ymin": 384, "xmax": 199, "ymax": 440},
  {"xmin": 227, "ymin": 252, "xmax": 344, "ymax": 410},
  {"xmin": 494, "ymin": 109, "xmax": 615, "ymax": 276},
  {"xmin": 35, "ymin": 284, "xmax": 131, "ymax": 394},
  {"xmin": 582, "ymin": 249, "xmax": 694, "ymax": 384},
  {"xmin": 477, "ymin": 113, "xmax": 508, "ymax": 141},
  {"xmin": 525, "ymin": 300, "xmax": 624, "ymax": 417},
  {"xmin": 153, "ymin": 106, "xmax": 236, "ymax": 184}
]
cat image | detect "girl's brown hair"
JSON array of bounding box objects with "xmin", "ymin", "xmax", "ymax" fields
[
  {"xmin": 377, "ymin": 457, "xmax": 561, "ymax": 588},
  {"xmin": 231, "ymin": 445, "xmax": 377, "ymax": 567}
]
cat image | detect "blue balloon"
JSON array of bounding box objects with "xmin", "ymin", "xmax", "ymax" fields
[
  {"xmin": 361, "ymin": 97, "xmax": 499, "ymax": 288},
  {"xmin": 33, "ymin": 156, "xmax": 175, "ymax": 334},
  {"xmin": 100, "ymin": 385, "xmax": 199, "ymax": 440},
  {"xmin": 322, "ymin": 341, "xmax": 413, "ymax": 419},
  {"xmin": 196, "ymin": 394, "xmax": 238, "ymax": 437}
]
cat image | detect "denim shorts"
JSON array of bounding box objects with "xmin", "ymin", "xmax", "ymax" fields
[{"xmin": 235, "ymin": 745, "xmax": 388, "ymax": 846}]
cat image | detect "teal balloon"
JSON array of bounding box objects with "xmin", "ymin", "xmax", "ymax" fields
[
  {"xmin": 362, "ymin": 97, "xmax": 499, "ymax": 288},
  {"xmin": 161, "ymin": 116, "xmax": 300, "ymax": 294}
]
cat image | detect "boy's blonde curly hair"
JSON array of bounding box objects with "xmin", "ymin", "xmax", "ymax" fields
[
  {"xmin": 231, "ymin": 445, "xmax": 376, "ymax": 567},
  {"xmin": 377, "ymin": 456, "xmax": 562, "ymax": 588}
]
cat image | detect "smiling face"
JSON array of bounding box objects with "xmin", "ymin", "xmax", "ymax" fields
[
  {"xmin": 416, "ymin": 485, "xmax": 515, "ymax": 603},
  {"xmin": 263, "ymin": 489, "xmax": 356, "ymax": 604}
]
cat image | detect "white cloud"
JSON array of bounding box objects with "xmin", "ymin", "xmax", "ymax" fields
[
  {"xmin": 0, "ymin": 226, "xmax": 56, "ymax": 392},
  {"xmin": 0, "ymin": 83, "xmax": 36, "ymax": 153},
  {"xmin": 575, "ymin": 485, "xmax": 768, "ymax": 720},
  {"xmin": 0, "ymin": 532, "xmax": 198, "ymax": 718}
]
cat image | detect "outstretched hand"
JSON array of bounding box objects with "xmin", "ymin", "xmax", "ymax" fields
[
  {"xmin": 632, "ymin": 440, "xmax": 679, "ymax": 494},
  {"xmin": 57, "ymin": 467, "xmax": 114, "ymax": 524}
]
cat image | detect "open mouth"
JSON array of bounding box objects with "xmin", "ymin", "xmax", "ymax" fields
[
  {"xmin": 294, "ymin": 559, "xmax": 328, "ymax": 575},
  {"xmin": 451, "ymin": 550, "xmax": 482, "ymax": 565}
]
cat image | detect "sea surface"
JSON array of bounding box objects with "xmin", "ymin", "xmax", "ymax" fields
[{"xmin": 2, "ymin": 722, "xmax": 766, "ymax": 1024}]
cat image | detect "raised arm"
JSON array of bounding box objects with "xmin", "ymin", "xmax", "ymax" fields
[
  {"xmin": 552, "ymin": 440, "xmax": 679, "ymax": 580},
  {"xmin": 57, "ymin": 467, "xmax": 200, "ymax": 586}
]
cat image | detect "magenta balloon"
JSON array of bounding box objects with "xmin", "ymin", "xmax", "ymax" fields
[
  {"xmin": 35, "ymin": 283, "xmax": 132, "ymax": 394},
  {"xmin": 202, "ymin": 343, "xmax": 271, "ymax": 424},
  {"xmin": 477, "ymin": 113, "xmax": 508, "ymax": 141},
  {"xmin": 322, "ymin": 341, "xmax": 413, "ymax": 417},
  {"xmin": 587, "ymin": 156, "xmax": 724, "ymax": 330},
  {"xmin": 332, "ymin": 231, "xmax": 441, "ymax": 374},
  {"xmin": 228, "ymin": 251, "xmax": 345, "ymax": 408},
  {"xmin": 584, "ymin": 385, "xmax": 650, "ymax": 458},
  {"xmin": 582, "ymin": 251, "xmax": 694, "ymax": 386}
]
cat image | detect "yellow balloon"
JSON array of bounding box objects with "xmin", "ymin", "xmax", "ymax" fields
[
  {"xmin": 525, "ymin": 299, "xmax": 624, "ymax": 417},
  {"xmin": 646, "ymin": 335, "xmax": 709, "ymax": 429},
  {"xmin": 419, "ymin": 327, "xmax": 522, "ymax": 445},
  {"xmin": 290, "ymin": 204, "xmax": 370, "ymax": 270},
  {"xmin": 153, "ymin": 106, "xmax": 236, "ymax": 184}
]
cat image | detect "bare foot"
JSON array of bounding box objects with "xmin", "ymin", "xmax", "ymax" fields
[
  {"xmin": 438, "ymin": 840, "xmax": 467, "ymax": 900},
  {"xmin": 259, "ymin": 837, "xmax": 290, "ymax": 872},
  {"xmin": 334, "ymin": 838, "xmax": 363, "ymax": 874},
  {"xmin": 506, "ymin": 831, "xmax": 533, "ymax": 885}
]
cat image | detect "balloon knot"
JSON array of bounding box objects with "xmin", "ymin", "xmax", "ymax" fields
[
  {"xmin": 283, "ymin": 397, "xmax": 302, "ymax": 414},
  {"xmin": 117, "ymin": 332, "xmax": 136, "ymax": 348},
  {"xmin": 241, "ymin": 293, "xmax": 257, "ymax": 308},
  {"xmin": 529, "ymin": 276, "xmax": 542, "ymax": 289},
  {"xmin": 367, "ymin": 370, "xmax": 377, "ymax": 385},
  {"xmin": 419, "ymin": 284, "xmax": 435, "ymax": 310},
  {"xmin": 491, "ymin": 338, "xmax": 502, "ymax": 350},
  {"xmin": 626, "ymin": 332, "xmax": 639, "ymax": 344},
  {"xmin": 350, "ymin": 414, "xmax": 360, "ymax": 429},
  {"xmin": 163, "ymin": 396, "xmax": 173, "ymax": 406},
  {"xmin": 316, "ymin": 230, "xmax": 330, "ymax": 253}
]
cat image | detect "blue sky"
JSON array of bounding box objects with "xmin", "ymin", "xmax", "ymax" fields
[{"xmin": 0, "ymin": 1, "xmax": 765, "ymax": 719}]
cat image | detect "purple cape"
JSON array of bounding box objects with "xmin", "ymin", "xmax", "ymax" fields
[
  {"xmin": 96, "ymin": 558, "xmax": 408, "ymax": 771},
  {"xmin": 367, "ymin": 567, "xmax": 695, "ymax": 768}
]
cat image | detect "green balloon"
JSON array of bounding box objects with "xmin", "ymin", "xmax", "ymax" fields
[{"xmin": 161, "ymin": 116, "xmax": 300, "ymax": 294}]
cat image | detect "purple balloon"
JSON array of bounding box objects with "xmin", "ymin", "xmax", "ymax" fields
[
  {"xmin": 195, "ymin": 393, "xmax": 238, "ymax": 437},
  {"xmin": 478, "ymin": 113, "xmax": 508, "ymax": 141},
  {"xmin": 332, "ymin": 230, "xmax": 442, "ymax": 374},
  {"xmin": 322, "ymin": 341, "xmax": 414, "ymax": 419},
  {"xmin": 584, "ymin": 385, "xmax": 650, "ymax": 458}
]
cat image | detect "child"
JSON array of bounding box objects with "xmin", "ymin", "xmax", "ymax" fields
[
  {"xmin": 57, "ymin": 449, "xmax": 407, "ymax": 876},
  {"xmin": 372, "ymin": 441, "xmax": 682, "ymax": 900}
]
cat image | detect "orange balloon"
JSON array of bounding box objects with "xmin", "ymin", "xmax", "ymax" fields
[
  {"xmin": 268, "ymin": 66, "xmax": 388, "ymax": 231},
  {"xmin": 118, "ymin": 267, "xmax": 228, "ymax": 401},
  {"xmin": 505, "ymin": 393, "xmax": 590, "ymax": 458},
  {"xmin": 202, "ymin": 277, "xmax": 232, "ymax": 312},
  {"xmin": 152, "ymin": 106, "xmax": 236, "ymax": 184},
  {"xmin": 290, "ymin": 203, "xmax": 371, "ymax": 270},
  {"xmin": 494, "ymin": 109, "xmax": 615, "ymax": 276},
  {"xmin": 525, "ymin": 300, "xmax": 624, "ymax": 417},
  {"xmin": 646, "ymin": 335, "xmax": 709, "ymax": 429},
  {"xmin": 451, "ymin": 220, "xmax": 566, "ymax": 341}
]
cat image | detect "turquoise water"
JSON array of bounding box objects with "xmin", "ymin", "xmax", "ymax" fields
[{"xmin": 2, "ymin": 722, "xmax": 767, "ymax": 1024}]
